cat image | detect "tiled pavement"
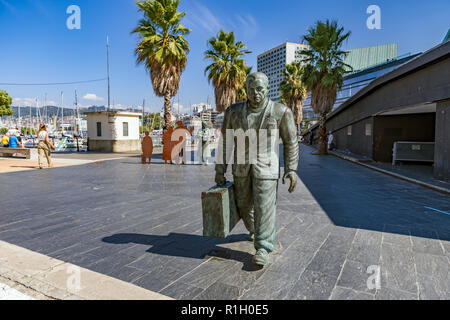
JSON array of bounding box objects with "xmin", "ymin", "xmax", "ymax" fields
[{"xmin": 0, "ymin": 146, "xmax": 449, "ymax": 300}]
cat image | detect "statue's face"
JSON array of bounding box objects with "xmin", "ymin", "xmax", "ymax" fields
[{"xmin": 247, "ymin": 78, "xmax": 268, "ymax": 105}]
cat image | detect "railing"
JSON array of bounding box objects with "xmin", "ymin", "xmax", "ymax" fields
[
  {"xmin": 392, "ymin": 141, "xmax": 435, "ymax": 165},
  {"xmin": 149, "ymin": 134, "xmax": 162, "ymax": 147}
]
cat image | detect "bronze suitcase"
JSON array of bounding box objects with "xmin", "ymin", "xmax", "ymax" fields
[{"xmin": 201, "ymin": 182, "xmax": 241, "ymax": 238}]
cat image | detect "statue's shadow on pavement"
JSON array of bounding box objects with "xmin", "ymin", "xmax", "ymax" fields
[{"xmin": 102, "ymin": 233, "xmax": 263, "ymax": 272}]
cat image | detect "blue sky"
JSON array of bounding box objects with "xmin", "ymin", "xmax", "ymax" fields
[{"xmin": 0, "ymin": 0, "xmax": 449, "ymax": 113}]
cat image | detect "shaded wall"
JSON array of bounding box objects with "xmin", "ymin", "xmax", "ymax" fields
[
  {"xmin": 373, "ymin": 113, "xmax": 435, "ymax": 162},
  {"xmin": 434, "ymin": 100, "xmax": 450, "ymax": 181},
  {"xmin": 334, "ymin": 118, "xmax": 374, "ymax": 158}
]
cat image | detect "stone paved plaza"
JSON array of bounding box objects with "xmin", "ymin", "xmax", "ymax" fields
[{"xmin": 0, "ymin": 145, "xmax": 449, "ymax": 300}]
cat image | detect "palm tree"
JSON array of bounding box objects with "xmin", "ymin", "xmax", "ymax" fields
[
  {"xmin": 300, "ymin": 19, "xmax": 352, "ymax": 154},
  {"xmin": 204, "ymin": 30, "xmax": 251, "ymax": 113},
  {"xmin": 236, "ymin": 66, "xmax": 253, "ymax": 102},
  {"xmin": 132, "ymin": 0, "xmax": 190, "ymax": 130},
  {"xmin": 279, "ymin": 62, "xmax": 308, "ymax": 134}
]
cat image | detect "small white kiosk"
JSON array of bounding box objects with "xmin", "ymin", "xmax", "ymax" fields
[{"xmin": 86, "ymin": 111, "xmax": 141, "ymax": 152}]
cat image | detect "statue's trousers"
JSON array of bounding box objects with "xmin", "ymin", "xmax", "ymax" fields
[{"xmin": 234, "ymin": 173, "xmax": 278, "ymax": 253}]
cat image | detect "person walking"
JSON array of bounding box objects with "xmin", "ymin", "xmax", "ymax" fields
[
  {"xmin": 309, "ymin": 131, "xmax": 314, "ymax": 145},
  {"xmin": 37, "ymin": 124, "xmax": 56, "ymax": 169}
]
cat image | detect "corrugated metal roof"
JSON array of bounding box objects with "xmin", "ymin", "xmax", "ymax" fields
[
  {"xmin": 444, "ymin": 29, "xmax": 450, "ymax": 43},
  {"xmin": 344, "ymin": 43, "xmax": 398, "ymax": 72}
]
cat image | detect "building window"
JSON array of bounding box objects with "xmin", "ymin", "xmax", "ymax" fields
[
  {"xmin": 365, "ymin": 123, "xmax": 372, "ymax": 136},
  {"xmin": 347, "ymin": 126, "xmax": 352, "ymax": 136},
  {"xmin": 123, "ymin": 122, "xmax": 129, "ymax": 137},
  {"xmin": 96, "ymin": 122, "xmax": 102, "ymax": 137}
]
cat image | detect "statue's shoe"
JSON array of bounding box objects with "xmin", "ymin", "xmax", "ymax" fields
[
  {"xmin": 253, "ymin": 249, "xmax": 268, "ymax": 266},
  {"xmin": 247, "ymin": 233, "xmax": 255, "ymax": 242}
]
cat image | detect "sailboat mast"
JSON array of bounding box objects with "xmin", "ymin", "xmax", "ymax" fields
[
  {"xmin": 61, "ymin": 91, "xmax": 64, "ymax": 124},
  {"xmin": 44, "ymin": 93, "xmax": 47, "ymax": 125},
  {"xmin": 74, "ymin": 90, "xmax": 79, "ymax": 136},
  {"xmin": 107, "ymin": 36, "xmax": 111, "ymax": 111}
]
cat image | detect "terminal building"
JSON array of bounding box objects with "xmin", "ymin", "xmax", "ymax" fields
[
  {"xmin": 303, "ymin": 44, "xmax": 419, "ymax": 123},
  {"xmin": 304, "ymin": 40, "xmax": 450, "ymax": 181}
]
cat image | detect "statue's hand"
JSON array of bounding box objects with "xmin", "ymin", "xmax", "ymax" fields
[
  {"xmin": 282, "ymin": 172, "xmax": 297, "ymax": 193},
  {"xmin": 215, "ymin": 173, "xmax": 227, "ymax": 186}
]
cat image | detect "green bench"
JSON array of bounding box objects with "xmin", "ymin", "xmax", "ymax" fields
[{"xmin": 0, "ymin": 148, "xmax": 31, "ymax": 159}]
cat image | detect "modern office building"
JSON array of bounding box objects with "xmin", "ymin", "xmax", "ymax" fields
[
  {"xmin": 197, "ymin": 110, "xmax": 219, "ymax": 124},
  {"xmin": 257, "ymin": 42, "xmax": 309, "ymax": 101}
]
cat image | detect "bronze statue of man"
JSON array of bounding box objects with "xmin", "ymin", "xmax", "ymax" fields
[{"xmin": 215, "ymin": 72, "xmax": 299, "ymax": 266}]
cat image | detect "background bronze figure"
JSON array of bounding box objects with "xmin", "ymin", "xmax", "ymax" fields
[{"xmin": 215, "ymin": 72, "xmax": 299, "ymax": 266}]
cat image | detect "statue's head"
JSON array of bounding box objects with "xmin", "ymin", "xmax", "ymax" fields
[{"xmin": 246, "ymin": 72, "xmax": 269, "ymax": 106}]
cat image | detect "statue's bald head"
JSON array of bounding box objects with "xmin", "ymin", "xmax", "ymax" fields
[
  {"xmin": 246, "ymin": 72, "xmax": 269, "ymax": 90},
  {"xmin": 246, "ymin": 72, "xmax": 269, "ymax": 107}
]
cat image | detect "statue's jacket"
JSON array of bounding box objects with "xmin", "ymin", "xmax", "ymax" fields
[{"xmin": 215, "ymin": 100, "xmax": 299, "ymax": 180}]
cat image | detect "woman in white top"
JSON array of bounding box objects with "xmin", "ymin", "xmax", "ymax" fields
[{"xmin": 37, "ymin": 124, "xmax": 56, "ymax": 169}]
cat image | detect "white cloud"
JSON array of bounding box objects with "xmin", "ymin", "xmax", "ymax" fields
[
  {"xmin": 187, "ymin": 2, "xmax": 223, "ymax": 34},
  {"xmin": 12, "ymin": 98, "xmax": 36, "ymax": 107},
  {"xmin": 83, "ymin": 93, "xmax": 104, "ymax": 102},
  {"xmin": 186, "ymin": 2, "xmax": 259, "ymax": 38},
  {"xmin": 12, "ymin": 97, "xmax": 58, "ymax": 107},
  {"xmin": 173, "ymin": 102, "xmax": 189, "ymax": 113},
  {"xmin": 235, "ymin": 14, "xmax": 259, "ymax": 37}
]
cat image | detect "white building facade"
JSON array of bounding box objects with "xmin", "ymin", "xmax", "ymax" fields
[
  {"xmin": 257, "ymin": 42, "xmax": 309, "ymax": 101},
  {"xmin": 192, "ymin": 103, "xmax": 213, "ymax": 114},
  {"xmin": 86, "ymin": 111, "xmax": 141, "ymax": 152}
]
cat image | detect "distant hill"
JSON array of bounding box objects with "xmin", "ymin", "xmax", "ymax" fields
[{"xmin": 11, "ymin": 106, "xmax": 75, "ymax": 118}]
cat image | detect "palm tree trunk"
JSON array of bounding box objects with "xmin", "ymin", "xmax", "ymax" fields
[
  {"xmin": 291, "ymin": 101, "xmax": 303, "ymax": 135},
  {"xmin": 298, "ymin": 105, "xmax": 303, "ymax": 126},
  {"xmin": 163, "ymin": 93, "xmax": 172, "ymax": 131},
  {"xmin": 298, "ymin": 104, "xmax": 303, "ymax": 134},
  {"xmin": 317, "ymin": 113, "xmax": 328, "ymax": 155}
]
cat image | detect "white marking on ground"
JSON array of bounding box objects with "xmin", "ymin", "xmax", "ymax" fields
[{"xmin": 0, "ymin": 282, "xmax": 35, "ymax": 300}]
